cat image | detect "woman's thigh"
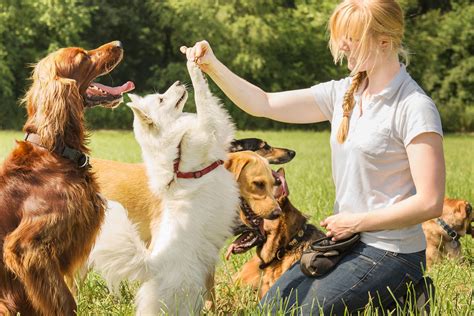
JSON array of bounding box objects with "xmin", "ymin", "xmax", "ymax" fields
[{"xmin": 261, "ymin": 242, "xmax": 426, "ymax": 315}]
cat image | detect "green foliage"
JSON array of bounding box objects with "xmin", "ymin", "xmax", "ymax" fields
[
  {"xmin": 0, "ymin": 0, "xmax": 96, "ymax": 129},
  {"xmin": 405, "ymin": 0, "xmax": 474, "ymax": 132},
  {"xmin": 0, "ymin": 0, "xmax": 472, "ymax": 131}
]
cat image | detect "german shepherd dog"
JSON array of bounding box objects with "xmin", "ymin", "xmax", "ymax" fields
[{"xmin": 232, "ymin": 168, "xmax": 325, "ymax": 298}]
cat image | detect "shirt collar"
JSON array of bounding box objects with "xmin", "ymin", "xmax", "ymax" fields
[{"xmin": 355, "ymin": 64, "xmax": 408, "ymax": 101}]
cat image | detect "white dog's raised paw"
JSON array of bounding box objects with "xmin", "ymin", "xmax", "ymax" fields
[{"xmin": 187, "ymin": 61, "xmax": 206, "ymax": 84}]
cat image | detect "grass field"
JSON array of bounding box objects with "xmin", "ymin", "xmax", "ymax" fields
[{"xmin": 0, "ymin": 130, "xmax": 472, "ymax": 315}]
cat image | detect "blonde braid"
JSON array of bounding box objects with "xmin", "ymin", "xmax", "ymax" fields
[{"xmin": 336, "ymin": 71, "xmax": 367, "ymax": 144}]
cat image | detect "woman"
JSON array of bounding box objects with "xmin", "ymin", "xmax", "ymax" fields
[{"xmin": 181, "ymin": 0, "xmax": 444, "ymax": 314}]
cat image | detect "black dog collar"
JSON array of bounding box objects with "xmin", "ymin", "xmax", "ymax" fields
[
  {"xmin": 25, "ymin": 133, "xmax": 90, "ymax": 168},
  {"xmin": 436, "ymin": 218, "xmax": 459, "ymax": 241},
  {"xmin": 436, "ymin": 218, "xmax": 461, "ymax": 248}
]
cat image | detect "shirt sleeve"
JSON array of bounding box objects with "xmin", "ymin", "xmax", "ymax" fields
[
  {"xmin": 311, "ymin": 78, "xmax": 349, "ymax": 122},
  {"xmin": 399, "ymin": 93, "xmax": 443, "ymax": 147}
]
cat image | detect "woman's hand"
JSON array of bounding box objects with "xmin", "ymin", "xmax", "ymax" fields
[
  {"xmin": 180, "ymin": 40, "xmax": 216, "ymax": 73},
  {"xmin": 320, "ymin": 213, "xmax": 366, "ymax": 241}
]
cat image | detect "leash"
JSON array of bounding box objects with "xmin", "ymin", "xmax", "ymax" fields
[
  {"xmin": 436, "ymin": 218, "xmax": 460, "ymax": 248},
  {"xmin": 173, "ymin": 141, "xmax": 223, "ymax": 179},
  {"xmin": 259, "ymin": 223, "xmax": 309, "ymax": 270},
  {"xmin": 24, "ymin": 133, "xmax": 90, "ymax": 168}
]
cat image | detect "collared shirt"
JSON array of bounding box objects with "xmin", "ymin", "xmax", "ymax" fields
[{"xmin": 311, "ymin": 65, "xmax": 443, "ymax": 253}]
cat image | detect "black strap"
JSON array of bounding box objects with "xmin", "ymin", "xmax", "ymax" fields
[
  {"xmin": 436, "ymin": 218, "xmax": 459, "ymax": 241},
  {"xmin": 259, "ymin": 223, "xmax": 309, "ymax": 270},
  {"xmin": 25, "ymin": 133, "xmax": 90, "ymax": 168},
  {"xmin": 61, "ymin": 146, "xmax": 90, "ymax": 168}
]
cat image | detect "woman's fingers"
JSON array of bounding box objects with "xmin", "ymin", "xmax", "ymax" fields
[{"xmin": 195, "ymin": 41, "xmax": 208, "ymax": 60}]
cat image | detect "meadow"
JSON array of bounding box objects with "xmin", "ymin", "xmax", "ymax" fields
[{"xmin": 0, "ymin": 130, "xmax": 472, "ymax": 315}]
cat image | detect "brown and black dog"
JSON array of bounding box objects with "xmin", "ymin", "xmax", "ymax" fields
[
  {"xmin": 232, "ymin": 168, "xmax": 325, "ymax": 298},
  {"xmin": 0, "ymin": 42, "xmax": 133, "ymax": 316},
  {"xmin": 230, "ymin": 138, "xmax": 295, "ymax": 164},
  {"xmin": 422, "ymin": 198, "xmax": 473, "ymax": 268}
]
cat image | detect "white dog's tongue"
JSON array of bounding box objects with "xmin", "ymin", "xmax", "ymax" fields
[{"xmin": 92, "ymin": 81, "xmax": 135, "ymax": 96}]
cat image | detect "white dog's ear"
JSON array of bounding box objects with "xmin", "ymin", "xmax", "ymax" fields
[
  {"xmin": 127, "ymin": 97, "xmax": 154, "ymax": 126},
  {"xmin": 127, "ymin": 93, "xmax": 142, "ymax": 104}
]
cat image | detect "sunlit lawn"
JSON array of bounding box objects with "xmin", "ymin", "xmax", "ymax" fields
[{"xmin": 0, "ymin": 130, "xmax": 472, "ymax": 315}]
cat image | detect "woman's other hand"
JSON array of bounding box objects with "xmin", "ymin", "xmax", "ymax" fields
[
  {"xmin": 320, "ymin": 213, "xmax": 365, "ymax": 241},
  {"xmin": 180, "ymin": 40, "xmax": 216, "ymax": 72}
]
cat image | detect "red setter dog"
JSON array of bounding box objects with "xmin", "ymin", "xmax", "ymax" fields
[{"xmin": 0, "ymin": 42, "xmax": 134, "ymax": 316}]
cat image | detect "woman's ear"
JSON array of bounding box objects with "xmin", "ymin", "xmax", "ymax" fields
[{"xmin": 378, "ymin": 36, "xmax": 392, "ymax": 52}]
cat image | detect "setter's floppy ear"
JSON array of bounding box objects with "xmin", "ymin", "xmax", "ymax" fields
[
  {"xmin": 23, "ymin": 53, "xmax": 83, "ymax": 150},
  {"xmin": 225, "ymin": 153, "xmax": 250, "ymax": 181}
]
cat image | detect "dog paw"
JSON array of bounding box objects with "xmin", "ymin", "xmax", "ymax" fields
[{"xmin": 187, "ymin": 61, "xmax": 206, "ymax": 83}]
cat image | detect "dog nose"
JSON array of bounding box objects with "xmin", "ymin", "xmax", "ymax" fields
[
  {"xmin": 175, "ymin": 81, "xmax": 182, "ymax": 86},
  {"xmin": 288, "ymin": 150, "xmax": 296, "ymax": 158},
  {"xmin": 112, "ymin": 41, "xmax": 123, "ymax": 48},
  {"xmin": 267, "ymin": 207, "xmax": 282, "ymax": 220}
]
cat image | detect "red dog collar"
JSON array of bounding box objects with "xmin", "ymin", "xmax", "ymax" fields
[
  {"xmin": 173, "ymin": 142, "xmax": 223, "ymax": 179},
  {"xmin": 174, "ymin": 159, "xmax": 223, "ymax": 179}
]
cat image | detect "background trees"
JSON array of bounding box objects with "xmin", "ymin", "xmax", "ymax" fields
[{"xmin": 0, "ymin": 0, "xmax": 472, "ymax": 131}]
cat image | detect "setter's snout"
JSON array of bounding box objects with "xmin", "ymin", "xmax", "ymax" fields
[{"xmin": 113, "ymin": 40, "xmax": 123, "ymax": 48}]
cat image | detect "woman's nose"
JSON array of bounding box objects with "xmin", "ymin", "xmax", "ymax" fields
[{"xmin": 339, "ymin": 39, "xmax": 350, "ymax": 52}]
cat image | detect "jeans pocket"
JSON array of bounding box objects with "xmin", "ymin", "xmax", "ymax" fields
[{"xmin": 386, "ymin": 251, "xmax": 425, "ymax": 272}]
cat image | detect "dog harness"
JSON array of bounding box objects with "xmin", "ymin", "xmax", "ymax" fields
[
  {"xmin": 436, "ymin": 218, "xmax": 460, "ymax": 248},
  {"xmin": 24, "ymin": 133, "xmax": 90, "ymax": 168},
  {"xmin": 173, "ymin": 143, "xmax": 223, "ymax": 179},
  {"xmin": 259, "ymin": 223, "xmax": 310, "ymax": 270}
]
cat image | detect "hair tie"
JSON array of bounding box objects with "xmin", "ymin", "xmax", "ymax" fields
[{"xmin": 343, "ymin": 111, "xmax": 351, "ymax": 118}]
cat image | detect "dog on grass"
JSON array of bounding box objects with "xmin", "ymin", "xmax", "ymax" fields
[
  {"xmin": 422, "ymin": 198, "xmax": 472, "ymax": 268},
  {"xmin": 230, "ymin": 138, "xmax": 295, "ymax": 164},
  {"xmin": 0, "ymin": 41, "xmax": 133, "ymax": 316},
  {"xmin": 90, "ymin": 62, "xmax": 241, "ymax": 315},
  {"xmin": 232, "ymin": 168, "xmax": 325, "ymax": 298},
  {"xmin": 90, "ymin": 139, "xmax": 294, "ymax": 245}
]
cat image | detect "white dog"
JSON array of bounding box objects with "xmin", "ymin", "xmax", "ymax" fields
[{"xmin": 89, "ymin": 62, "xmax": 239, "ymax": 315}]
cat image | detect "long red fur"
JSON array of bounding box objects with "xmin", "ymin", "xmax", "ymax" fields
[{"xmin": 0, "ymin": 43, "xmax": 122, "ymax": 316}]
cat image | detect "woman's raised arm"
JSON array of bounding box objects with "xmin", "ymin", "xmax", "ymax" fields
[{"xmin": 181, "ymin": 40, "xmax": 328, "ymax": 124}]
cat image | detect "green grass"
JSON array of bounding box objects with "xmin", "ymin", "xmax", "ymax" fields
[{"xmin": 0, "ymin": 130, "xmax": 473, "ymax": 315}]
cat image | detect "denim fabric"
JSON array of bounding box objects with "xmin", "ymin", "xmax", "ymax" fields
[{"xmin": 261, "ymin": 241, "xmax": 426, "ymax": 315}]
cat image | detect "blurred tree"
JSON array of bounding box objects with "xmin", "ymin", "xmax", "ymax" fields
[
  {"xmin": 0, "ymin": 0, "xmax": 472, "ymax": 131},
  {"xmin": 0, "ymin": 0, "xmax": 95, "ymax": 129}
]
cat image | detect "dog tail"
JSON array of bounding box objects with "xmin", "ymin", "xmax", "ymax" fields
[{"xmin": 89, "ymin": 200, "xmax": 151, "ymax": 291}]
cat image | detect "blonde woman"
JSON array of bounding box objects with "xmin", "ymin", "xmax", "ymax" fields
[{"xmin": 181, "ymin": 0, "xmax": 444, "ymax": 313}]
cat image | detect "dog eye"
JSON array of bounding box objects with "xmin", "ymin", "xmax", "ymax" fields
[{"xmin": 253, "ymin": 181, "xmax": 265, "ymax": 189}]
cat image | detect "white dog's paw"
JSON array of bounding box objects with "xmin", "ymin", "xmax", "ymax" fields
[{"xmin": 187, "ymin": 61, "xmax": 206, "ymax": 84}]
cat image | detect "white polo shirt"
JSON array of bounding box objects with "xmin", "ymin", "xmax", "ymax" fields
[{"xmin": 311, "ymin": 65, "xmax": 443, "ymax": 253}]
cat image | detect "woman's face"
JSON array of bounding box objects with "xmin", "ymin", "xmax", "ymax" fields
[{"xmin": 339, "ymin": 36, "xmax": 377, "ymax": 72}]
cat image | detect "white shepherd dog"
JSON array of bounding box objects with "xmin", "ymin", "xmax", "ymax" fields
[{"xmin": 89, "ymin": 62, "xmax": 239, "ymax": 315}]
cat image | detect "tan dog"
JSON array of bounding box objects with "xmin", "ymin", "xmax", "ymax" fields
[
  {"xmin": 233, "ymin": 168, "xmax": 325, "ymax": 298},
  {"xmin": 422, "ymin": 198, "xmax": 473, "ymax": 268}
]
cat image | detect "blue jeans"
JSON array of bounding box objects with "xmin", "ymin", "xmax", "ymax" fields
[{"xmin": 261, "ymin": 241, "xmax": 426, "ymax": 315}]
